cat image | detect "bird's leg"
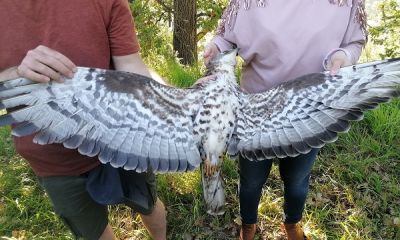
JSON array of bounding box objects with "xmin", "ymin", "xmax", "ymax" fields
[{"xmin": 204, "ymin": 154, "xmax": 223, "ymax": 176}]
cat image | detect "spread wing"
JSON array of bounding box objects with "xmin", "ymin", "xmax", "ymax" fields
[
  {"xmin": 0, "ymin": 67, "xmax": 205, "ymax": 172},
  {"xmin": 232, "ymin": 59, "xmax": 400, "ymax": 160}
]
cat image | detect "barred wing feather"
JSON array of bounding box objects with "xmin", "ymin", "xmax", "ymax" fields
[
  {"xmin": 0, "ymin": 68, "xmax": 204, "ymax": 172},
  {"xmin": 235, "ymin": 59, "xmax": 400, "ymax": 160}
]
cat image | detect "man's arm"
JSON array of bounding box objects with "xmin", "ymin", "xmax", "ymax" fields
[{"xmin": 112, "ymin": 53, "xmax": 166, "ymax": 85}]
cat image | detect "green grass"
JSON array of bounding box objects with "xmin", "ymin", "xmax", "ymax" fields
[
  {"xmin": 0, "ymin": 126, "xmax": 71, "ymax": 240},
  {"xmin": 1, "ymin": 62, "xmax": 400, "ymax": 240}
]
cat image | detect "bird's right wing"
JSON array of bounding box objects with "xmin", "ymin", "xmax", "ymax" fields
[
  {"xmin": 0, "ymin": 67, "xmax": 206, "ymax": 173},
  {"xmin": 231, "ymin": 59, "xmax": 400, "ymax": 161}
]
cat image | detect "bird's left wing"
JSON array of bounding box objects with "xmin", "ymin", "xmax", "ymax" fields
[
  {"xmin": 0, "ymin": 67, "xmax": 205, "ymax": 172},
  {"xmin": 232, "ymin": 59, "xmax": 400, "ymax": 161}
]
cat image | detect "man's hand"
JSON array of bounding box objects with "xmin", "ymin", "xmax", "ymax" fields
[
  {"xmin": 203, "ymin": 43, "xmax": 220, "ymax": 66},
  {"xmin": 17, "ymin": 45, "xmax": 77, "ymax": 83},
  {"xmin": 326, "ymin": 50, "xmax": 352, "ymax": 75}
]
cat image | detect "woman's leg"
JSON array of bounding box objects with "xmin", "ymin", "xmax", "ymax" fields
[
  {"xmin": 279, "ymin": 148, "xmax": 319, "ymax": 224},
  {"xmin": 239, "ymin": 156, "xmax": 273, "ymax": 224}
]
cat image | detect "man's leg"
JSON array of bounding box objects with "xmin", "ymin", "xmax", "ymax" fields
[
  {"xmin": 38, "ymin": 175, "xmax": 111, "ymax": 240},
  {"xmin": 139, "ymin": 198, "xmax": 167, "ymax": 240}
]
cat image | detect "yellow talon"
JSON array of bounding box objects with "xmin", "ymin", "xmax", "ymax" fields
[{"xmin": 204, "ymin": 159, "xmax": 218, "ymax": 177}]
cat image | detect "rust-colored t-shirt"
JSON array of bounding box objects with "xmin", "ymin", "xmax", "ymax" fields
[{"xmin": 0, "ymin": 0, "xmax": 140, "ymax": 176}]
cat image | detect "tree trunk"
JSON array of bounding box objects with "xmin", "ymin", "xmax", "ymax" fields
[{"xmin": 173, "ymin": 0, "xmax": 197, "ymax": 65}]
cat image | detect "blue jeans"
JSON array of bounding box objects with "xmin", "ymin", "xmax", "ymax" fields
[{"xmin": 239, "ymin": 148, "xmax": 319, "ymax": 224}]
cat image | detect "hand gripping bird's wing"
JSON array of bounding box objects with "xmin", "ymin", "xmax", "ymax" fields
[
  {"xmin": 0, "ymin": 67, "xmax": 205, "ymax": 172},
  {"xmin": 233, "ymin": 59, "xmax": 400, "ymax": 161}
]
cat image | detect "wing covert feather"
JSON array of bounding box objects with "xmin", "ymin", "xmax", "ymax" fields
[
  {"xmin": 0, "ymin": 67, "xmax": 204, "ymax": 172},
  {"xmin": 236, "ymin": 59, "xmax": 400, "ymax": 160}
]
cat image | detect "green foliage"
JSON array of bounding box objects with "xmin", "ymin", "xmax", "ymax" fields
[
  {"xmin": 317, "ymin": 99, "xmax": 400, "ymax": 239},
  {"xmin": 0, "ymin": 155, "xmax": 70, "ymax": 239},
  {"xmin": 196, "ymin": 0, "xmax": 228, "ymax": 41},
  {"xmin": 160, "ymin": 60, "xmax": 203, "ymax": 87},
  {"xmin": 130, "ymin": 1, "xmax": 174, "ymax": 58},
  {"xmin": 0, "ymin": 126, "xmax": 14, "ymax": 158},
  {"xmin": 130, "ymin": 0, "xmax": 227, "ymax": 62},
  {"xmin": 368, "ymin": 0, "xmax": 400, "ymax": 59}
]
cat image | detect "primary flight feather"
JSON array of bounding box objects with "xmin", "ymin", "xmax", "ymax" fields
[{"xmin": 1, "ymin": 49, "xmax": 399, "ymax": 215}]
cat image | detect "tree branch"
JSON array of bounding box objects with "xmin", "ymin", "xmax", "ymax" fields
[{"xmin": 155, "ymin": 0, "xmax": 173, "ymax": 13}]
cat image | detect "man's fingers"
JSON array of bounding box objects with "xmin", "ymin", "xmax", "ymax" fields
[
  {"xmin": 34, "ymin": 50, "xmax": 74, "ymax": 80},
  {"xmin": 28, "ymin": 60, "xmax": 62, "ymax": 81},
  {"xmin": 22, "ymin": 50, "xmax": 62, "ymax": 81},
  {"xmin": 17, "ymin": 65, "xmax": 50, "ymax": 83},
  {"xmin": 37, "ymin": 45, "xmax": 77, "ymax": 74},
  {"xmin": 48, "ymin": 48, "xmax": 77, "ymax": 72},
  {"xmin": 16, "ymin": 45, "xmax": 77, "ymax": 83}
]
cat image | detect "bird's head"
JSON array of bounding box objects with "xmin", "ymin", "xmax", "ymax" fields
[{"xmin": 207, "ymin": 48, "xmax": 238, "ymax": 75}]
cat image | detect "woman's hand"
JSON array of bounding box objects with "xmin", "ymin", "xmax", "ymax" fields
[
  {"xmin": 326, "ymin": 50, "xmax": 352, "ymax": 75},
  {"xmin": 193, "ymin": 75, "xmax": 217, "ymax": 86},
  {"xmin": 17, "ymin": 45, "xmax": 77, "ymax": 83},
  {"xmin": 203, "ymin": 42, "xmax": 221, "ymax": 66}
]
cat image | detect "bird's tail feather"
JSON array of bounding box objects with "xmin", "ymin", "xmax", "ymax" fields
[{"xmin": 201, "ymin": 166, "xmax": 225, "ymax": 216}]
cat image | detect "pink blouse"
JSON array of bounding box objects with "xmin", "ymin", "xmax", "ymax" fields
[{"xmin": 213, "ymin": 0, "xmax": 366, "ymax": 93}]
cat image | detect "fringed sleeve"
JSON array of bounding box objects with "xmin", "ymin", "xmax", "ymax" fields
[
  {"xmin": 216, "ymin": 0, "xmax": 241, "ymax": 36},
  {"xmin": 344, "ymin": 0, "xmax": 367, "ymax": 62},
  {"xmin": 328, "ymin": 0, "xmax": 367, "ymax": 42},
  {"xmin": 354, "ymin": 0, "xmax": 368, "ymax": 42}
]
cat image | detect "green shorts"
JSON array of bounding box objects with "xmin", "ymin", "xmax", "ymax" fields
[{"xmin": 38, "ymin": 168, "xmax": 157, "ymax": 240}]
